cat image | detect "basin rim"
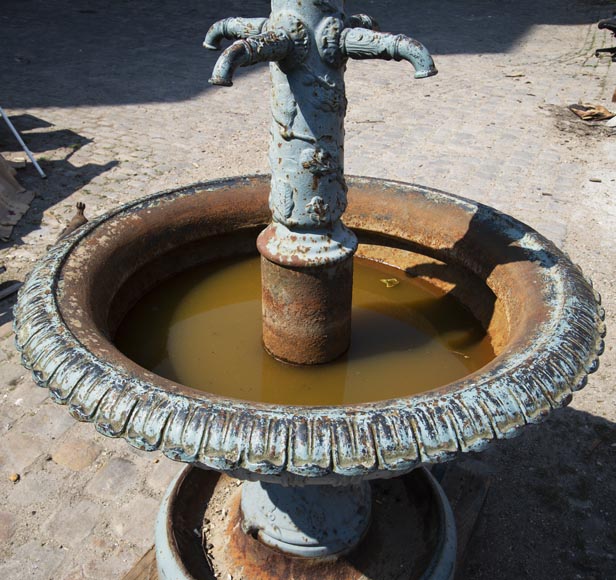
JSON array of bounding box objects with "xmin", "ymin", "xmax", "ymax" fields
[{"xmin": 14, "ymin": 175, "xmax": 605, "ymax": 484}]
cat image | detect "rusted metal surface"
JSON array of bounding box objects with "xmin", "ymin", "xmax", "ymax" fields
[
  {"xmin": 156, "ymin": 466, "xmax": 455, "ymax": 580},
  {"xmin": 205, "ymin": 0, "xmax": 436, "ymax": 363},
  {"xmin": 261, "ymin": 255, "xmax": 353, "ymax": 364},
  {"xmin": 57, "ymin": 201, "xmax": 87, "ymax": 241},
  {"xmin": 13, "ymin": 175, "xmax": 605, "ymax": 485}
]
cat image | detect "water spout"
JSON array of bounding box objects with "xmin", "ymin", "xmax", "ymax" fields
[
  {"xmin": 344, "ymin": 13, "xmax": 380, "ymax": 31},
  {"xmin": 203, "ymin": 17, "xmax": 269, "ymax": 51},
  {"xmin": 341, "ymin": 28, "xmax": 437, "ymax": 79},
  {"xmin": 209, "ymin": 31, "xmax": 292, "ymax": 86}
]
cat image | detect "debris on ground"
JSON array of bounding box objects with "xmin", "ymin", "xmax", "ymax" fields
[
  {"xmin": 56, "ymin": 202, "xmax": 88, "ymax": 241},
  {"xmin": 0, "ymin": 153, "xmax": 35, "ymax": 241},
  {"xmin": 568, "ymin": 103, "xmax": 615, "ymax": 121}
]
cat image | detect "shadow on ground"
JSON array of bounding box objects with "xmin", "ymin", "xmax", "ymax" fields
[
  {"xmin": 0, "ymin": 0, "xmax": 608, "ymax": 109},
  {"xmin": 0, "ymin": 114, "xmax": 117, "ymax": 245},
  {"xmin": 455, "ymin": 406, "xmax": 616, "ymax": 579}
]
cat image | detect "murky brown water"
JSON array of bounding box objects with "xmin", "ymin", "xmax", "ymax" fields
[{"xmin": 115, "ymin": 256, "xmax": 494, "ymax": 405}]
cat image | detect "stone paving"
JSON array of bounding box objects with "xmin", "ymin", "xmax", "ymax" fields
[{"xmin": 1, "ymin": 0, "xmax": 615, "ymax": 578}]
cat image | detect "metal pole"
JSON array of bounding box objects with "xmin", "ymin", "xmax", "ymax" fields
[{"xmin": 0, "ymin": 107, "xmax": 46, "ymax": 179}]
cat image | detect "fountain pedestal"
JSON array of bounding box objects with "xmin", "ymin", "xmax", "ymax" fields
[
  {"xmin": 259, "ymin": 254, "xmax": 354, "ymax": 364},
  {"xmin": 241, "ymin": 480, "xmax": 372, "ymax": 558},
  {"xmin": 155, "ymin": 466, "xmax": 458, "ymax": 580}
]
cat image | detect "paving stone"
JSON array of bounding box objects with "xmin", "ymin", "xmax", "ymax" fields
[
  {"xmin": 0, "ymin": 362, "xmax": 28, "ymax": 390},
  {"xmin": 0, "ymin": 430, "xmax": 46, "ymax": 472},
  {"xmin": 51, "ymin": 437, "xmax": 101, "ymax": 472},
  {"xmin": 0, "ymin": 321, "xmax": 13, "ymax": 340},
  {"xmin": 0, "ymin": 511, "xmax": 16, "ymax": 542},
  {"xmin": 20, "ymin": 404, "xmax": 75, "ymax": 440},
  {"xmin": 8, "ymin": 468, "xmax": 62, "ymax": 506},
  {"xmin": 64, "ymin": 543, "xmax": 143, "ymax": 580},
  {"xmin": 1, "ymin": 540, "xmax": 66, "ymax": 580},
  {"xmin": 4, "ymin": 379, "xmax": 48, "ymax": 409},
  {"xmin": 109, "ymin": 495, "xmax": 159, "ymax": 548},
  {"xmin": 0, "ymin": 397, "xmax": 24, "ymax": 432},
  {"xmin": 145, "ymin": 456, "xmax": 183, "ymax": 493},
  {"xmin": 85, "ymin": 457, "xmax": 138, "ymax": 499},
  {"xmin": 43, "ymin": 500, "xmax": 101, "ymax": 548}
]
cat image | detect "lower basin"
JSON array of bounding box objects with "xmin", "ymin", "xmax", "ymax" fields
[{"xmin": 14, "ymin": 175, "xmax": 604, "ymax": 485}]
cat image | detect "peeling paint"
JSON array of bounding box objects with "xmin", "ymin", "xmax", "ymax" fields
[{"xmin": 13, "ymin": 176, "xmax": 605, "ymax": 486}]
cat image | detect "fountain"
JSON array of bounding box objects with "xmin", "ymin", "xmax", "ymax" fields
[{"xmin": 13, "ymin": 2, "xmax": 605, "ymax": 579}]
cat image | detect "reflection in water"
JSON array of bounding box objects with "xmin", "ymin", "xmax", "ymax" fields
[{"xmin": 115, "ymin": 256, "xmax": 494, "ymax": 405}]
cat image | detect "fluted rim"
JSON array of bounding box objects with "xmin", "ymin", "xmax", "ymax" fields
[{"xmin": 14, "ymin": 176, "xmax": 605, "ymax": 484}]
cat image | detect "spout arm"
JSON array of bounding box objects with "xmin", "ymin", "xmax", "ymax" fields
[
  {"xmin": 340, "ymin": 28, "xmax": 437, "ymax": 79},
  {"xmin": 204, "ymin": 17, "xmax": 268, "ymax": 50},
  {"xmin": 209, "ymin": 31, "xmax": 293, "ymax": 86},
  {"xmin": 344, "ymin": 14, "xmax": 380, "ymax": 31}
]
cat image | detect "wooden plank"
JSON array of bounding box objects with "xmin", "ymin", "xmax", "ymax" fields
[{"xmin": 122, "ymin": 545, "xmax": 158, "ymax": 580}]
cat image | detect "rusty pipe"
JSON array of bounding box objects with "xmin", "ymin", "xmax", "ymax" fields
[
  {"xmin": 341, "ymin": 28, "xmax": 437, "ymax": 79},
  {"xmin": 203, "ymin": 17, "xmax": 269, "ymax": 50},
  {"xmin": 209, "ymin": 31, "xmax": 292, "ymax": 86}
]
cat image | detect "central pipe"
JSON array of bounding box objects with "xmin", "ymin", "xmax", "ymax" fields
[
  {"xmin": 256, "ymin": 0, "xmax": 357, "ymax": 365},
  {"xmin": 206, "ymin": 0, "xmax": 436, "ymax": 365}
]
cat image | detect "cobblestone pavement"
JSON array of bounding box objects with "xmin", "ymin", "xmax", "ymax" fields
[{"xmin": 1, "ymin": 0, "xmax": 615, "ymax": 578}]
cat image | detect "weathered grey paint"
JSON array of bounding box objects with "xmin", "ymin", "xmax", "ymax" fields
[
  {"xmin": 13, "ymin": 176, "xmax": 605, "ymax": 486},
  {"xmin": 241, "ymin": 479, "xmax": 372, "ymax": 557},
  {"xmin": 205, "ymin": 0, "xmax": 436, "ymax": 268}
]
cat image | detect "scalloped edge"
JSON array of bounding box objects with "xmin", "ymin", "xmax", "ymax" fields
[{"xmin": 14, "ymin": 176, "xmax": 605, "ymax": 484}]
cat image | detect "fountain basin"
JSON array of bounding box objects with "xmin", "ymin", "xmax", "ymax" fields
[{"xmin": 14, "ymin": 175, "xmax": 604, "ymax": 485}]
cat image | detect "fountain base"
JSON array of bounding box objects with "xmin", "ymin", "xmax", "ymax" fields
[
  {"xmin": 241, "ymin": 479, "xmax": 372, "ymax": 558},
  {"xmin": 155, "ymin": 467, "xmax": 456, "ymax": 580}
]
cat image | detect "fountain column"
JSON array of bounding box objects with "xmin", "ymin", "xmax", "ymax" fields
[
  {"xmin": 256, "ymin": 0, "xmax": 356, "ymax": 365},
  {"xmin": 207, "ymin": 0, "xmax": 436, "ymax": 365}
]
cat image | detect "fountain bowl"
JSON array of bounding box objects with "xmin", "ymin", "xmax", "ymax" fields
[{"xmin": 14, "ymin": 174, "xmax": 604, "ymax": 486}]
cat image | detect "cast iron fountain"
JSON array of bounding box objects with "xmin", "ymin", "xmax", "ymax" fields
[{"xmin": 14, "ymin": 2, "xmax": 605, "ymax": 579}]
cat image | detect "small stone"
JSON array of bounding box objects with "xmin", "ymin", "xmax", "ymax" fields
[
  {"xmin": 9, "ymin": 472, "xmax": 20, "ymax": 482},
  {"xmin": 52, "ymin": 438, "xmax": 101, "ymax": 471}
]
